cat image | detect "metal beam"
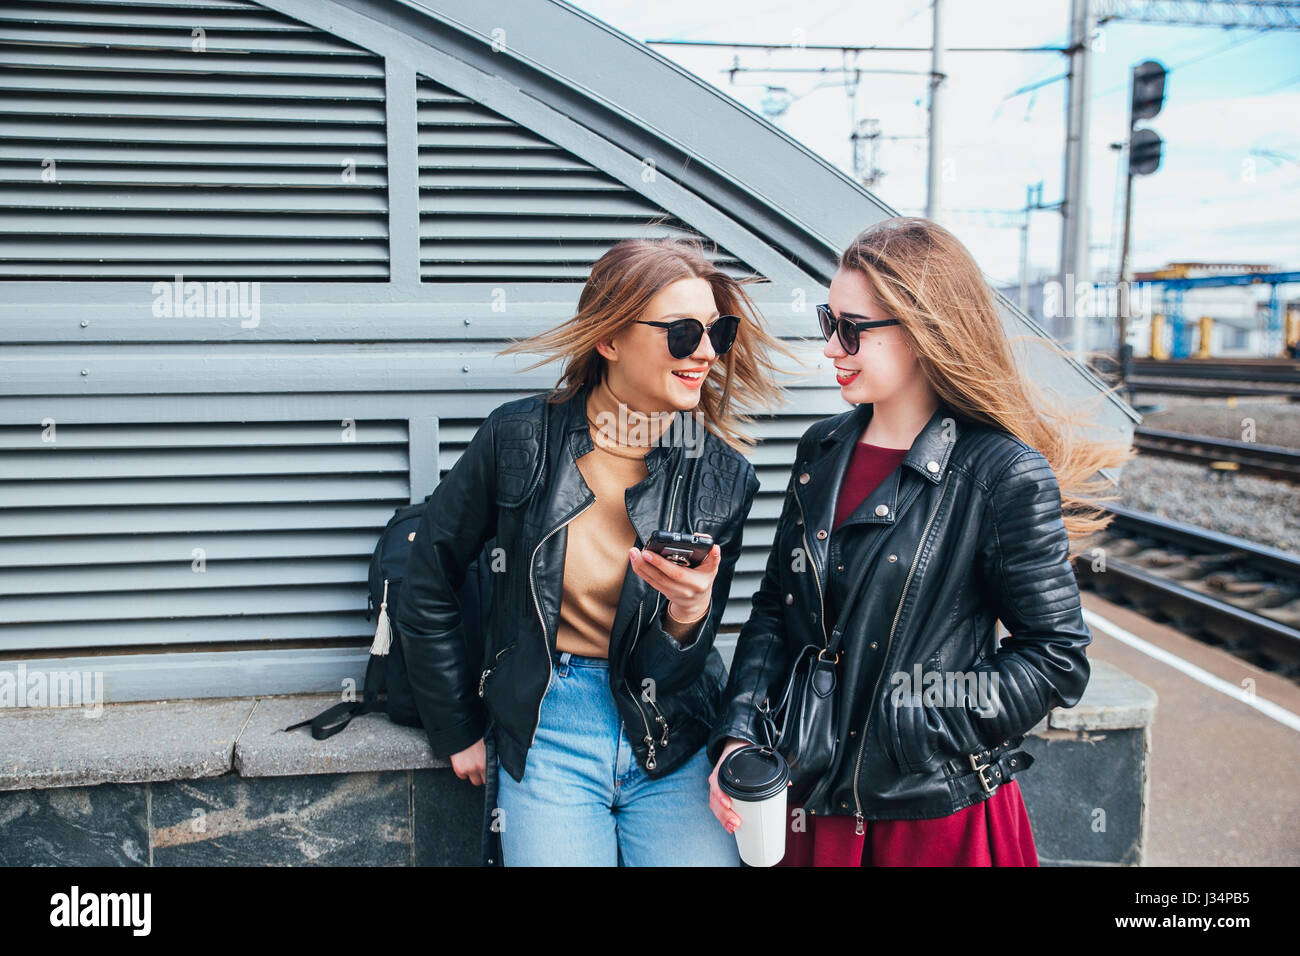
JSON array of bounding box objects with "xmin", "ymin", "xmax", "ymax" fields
[{"xmin": 1096, "ymin": 0, "xmax": 1300, "ymax": 28}]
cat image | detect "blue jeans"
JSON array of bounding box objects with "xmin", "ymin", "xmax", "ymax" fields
[{"xmin": 495, "ymin": 650, "xmax": 739, "ymax": 866}]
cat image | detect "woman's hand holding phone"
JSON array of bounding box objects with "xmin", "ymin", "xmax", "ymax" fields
[{"xmin": 628, "ymin": 540, "xmax": 720, "ymax": 624}]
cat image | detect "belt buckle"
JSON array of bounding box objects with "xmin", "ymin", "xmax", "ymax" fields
[{"xmin": 968, "ymin": 752, "xmax": 996, "ymax": 794}]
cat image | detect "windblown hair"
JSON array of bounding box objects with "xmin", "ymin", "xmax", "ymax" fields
[
  {"xmin": 499, "ymin": 235, "xmax": 801, "ymax": 451},
  {"xmin": 838, "ymin": 216, "xmax": 1135, "ymax": 554}
]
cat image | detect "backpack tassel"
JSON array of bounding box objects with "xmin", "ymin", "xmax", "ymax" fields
[{"xmin": 370, "ymin": 578, "xmax": 392, "ymax": 656}]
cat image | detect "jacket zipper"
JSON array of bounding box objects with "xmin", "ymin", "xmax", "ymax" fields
[
  {"xmin": 850, "ymin": 471, "xmax": 950, "ymax": 833},
  {"xmin": 647, "ymin": 695, "xmax": 670, "ymax": 747},
  {"xmin": 791, "ymin": 479, "xmax": 828, "ymax": 646},
  {"xmin": 622, "ymin": 471, "xmax": 683, "ymax": 771},
  {"xmin": 527, "ymin": 496, "xmax": 595, "ymax": 746},
  {"xmin": 477, "ymin": 642, "xmax": 517, "ymax": 699}
]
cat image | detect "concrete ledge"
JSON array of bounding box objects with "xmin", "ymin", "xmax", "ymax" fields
[
  {"xmin": 0, "ymin": 693, "xmax": 449, "ymax": 792},
  {"xmin": 235, "ymin": 695, "xmax": 443, "ymax": 778},
  {"xmin": 1, "ymin": 663, "xmax": 1153, "ymax": 793},
  {"xmin": 0, "ymin": 697, "xmax": 255, "ymax": 791},
  {"xmin": 1045, "ymin": 660, "xmax": 1158, "ymax": 732}
]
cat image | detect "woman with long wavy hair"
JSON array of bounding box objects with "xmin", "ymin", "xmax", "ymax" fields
[
  {"xmin": 707, "ymin": 216, "xmax": 1134, "ymax": 866},
  {"xmin": 398, "ymin": 234, "xmax": 797, "ymax": 865}
]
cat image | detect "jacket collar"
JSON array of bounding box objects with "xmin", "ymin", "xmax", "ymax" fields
[
  {"xmin": 561, "ymin": 379, "xmax": 681, "ymax": 476},
  {"xmin": 817, "ymin": 400, "xmax": 958, "ymax": 486},
  {"xmin": 795, "ymin": 400, "xmax": 959, "ymax": 541},
  {"xmin": 544, "ymin": 379, "xmax": 684, "ymax": 550}
]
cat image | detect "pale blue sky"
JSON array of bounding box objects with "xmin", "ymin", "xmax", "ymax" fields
[{"xmin": 570, "ymin": 0, "xmax": 1300, "ymax": 287}]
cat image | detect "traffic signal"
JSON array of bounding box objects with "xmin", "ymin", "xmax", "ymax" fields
[
  {"xmin": 1128, "ymin": 59, "xmax": 1167, "ymax": 179},
  {"xmin": 1130, "ymin": 128, "xmax": 1162, "ymax": 176},
  {"xmin": 1131, "ymin": 60, "xmax": 1166, "ymax": 121}
]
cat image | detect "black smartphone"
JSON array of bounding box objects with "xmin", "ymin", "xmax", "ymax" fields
[{"xmin": 644, "ymin": 530, "xmax": 714, "ymax": 568}]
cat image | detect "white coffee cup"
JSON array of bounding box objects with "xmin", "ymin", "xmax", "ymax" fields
[{"xmin": 718, "ymin": 745, "xmax": 790, "ymax": 867}]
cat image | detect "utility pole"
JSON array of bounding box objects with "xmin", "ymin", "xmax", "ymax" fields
[
  {"xmin": 925, "ymin": 0, "xmax": 946, "ymax": 221},
  {"xmin": 1016, "ymin": 183, "xmax": 1052, "ymax": 319},
  {"xmin": 1020, "ymin": 183, "xmax": 1039, "ymax": 313},
  {"xmin": 1060, "ymin": 0, "xmax": 1096, "ymax": 360}
]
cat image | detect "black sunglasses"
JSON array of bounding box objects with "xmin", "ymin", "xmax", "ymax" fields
[
  {"xmin": 635, "ymin": 314, "xmax": 740, "ymax": 360},
  {"xmin": 816, "ymin": 303, "xmax": 901, "ymax": 355}
]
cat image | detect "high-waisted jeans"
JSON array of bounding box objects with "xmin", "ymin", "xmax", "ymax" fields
[{"xmin": 494, "ymin": 649, "xmax": 739, "ymax": 866}]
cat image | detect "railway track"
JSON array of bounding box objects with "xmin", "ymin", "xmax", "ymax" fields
[
  {"xmin": 1074, "ymin": 503, "xmax": 1300, "ymax": 678},
  {"xmin": 1125, "ymin": 357, "xmax": 1300, "ymax": 398},
  {"xmin": 1133, "ymin": 427, "xmax": 1300, "ymax": 483}
]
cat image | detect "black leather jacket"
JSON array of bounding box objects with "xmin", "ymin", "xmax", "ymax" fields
[
  {"xmin": 708, "ymin": 400, "xmax": 1092, "ymax": 824},
  {"xmin": 396, "ymin": 381, "xmax": 760, "ymax": 784}
]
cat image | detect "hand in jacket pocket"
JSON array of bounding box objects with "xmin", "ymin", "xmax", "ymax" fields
[{"xmin": 886, "ymin": 682, "xmax": 988, "ymax": 775}]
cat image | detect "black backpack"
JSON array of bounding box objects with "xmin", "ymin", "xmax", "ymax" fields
[{"xmin": 284, "ymin": 494, "xmax": 493, "ymax": 739}]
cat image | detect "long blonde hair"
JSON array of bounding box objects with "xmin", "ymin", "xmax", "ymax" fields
[
  {"xmin": 500, "ymin": 236, "xmax": 800, "ymax": 451},
  {"xmin": 839, "ymin": 217, "xmax": 1135, "ymax": 555}
]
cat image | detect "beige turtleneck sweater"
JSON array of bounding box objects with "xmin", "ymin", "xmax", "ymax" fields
[{"xmin": 553, "ymin": 376, "xmax": 707, "ymax": 659}]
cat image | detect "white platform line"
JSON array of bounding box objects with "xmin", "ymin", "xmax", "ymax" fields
[{"xmin": 1082, "ymin": 607, "xmax": 1300, "ymax": 733}]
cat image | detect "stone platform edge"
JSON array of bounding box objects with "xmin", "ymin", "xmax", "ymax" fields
[{"xmin": 0, "ymin": 659, "xmax": 1154, "ymax": 791}]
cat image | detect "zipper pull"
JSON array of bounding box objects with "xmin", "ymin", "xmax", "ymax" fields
[
  {"xmin": 642, "ymin": 736, "xmax": 658, "ymax": 771},
  {"xmin": 478, "ymin": 667, "xmax": 492, "ymax": 698},
  {"xmin": 855, "ymin": 812, "xmax": 865, "ymax": 836},
  {"xmin": 654, "ymin": 715, "xmax": 669, "ymax": 747},
  {"xmin": 646, "ymin": 696, "xmax": 670, "ymax": 747}
]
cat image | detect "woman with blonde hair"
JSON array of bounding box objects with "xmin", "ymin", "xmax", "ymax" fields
[
  {"xmin": 708, "ymin": 216, "xmax": 1134, "ymax": 866},
  {"xmin": 397, "ymin": 235, "xmax": 795, "ymax": 865}
]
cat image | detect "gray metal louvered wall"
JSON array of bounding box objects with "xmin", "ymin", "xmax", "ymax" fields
[
  {"xmin": 415, "ymin": 76, "xmax": 751, "ymax": 281},
  {"xmin": 3, "ymin": 397, "xmax": 434, "ymax": 652},
  {"xmin": 0, "ymin": 0, "xmax": 391, "ymax": 279},
  {"xmin": 0, "ymin": 1, "xmax": 756, "ymax": 282}
]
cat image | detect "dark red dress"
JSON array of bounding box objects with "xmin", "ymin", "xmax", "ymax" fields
[{"xmin": 776, "ymin": 439, "xmax": 1040, "ymax": 867}]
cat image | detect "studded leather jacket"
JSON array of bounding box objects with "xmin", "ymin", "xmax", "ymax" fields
[
  {"xmin": 708, "ymin": 400, "xmax": 1092, "ymax": 826},
  {"xmin": 396, "ymin": 382, "xmax": 760, "ymax": 784}
]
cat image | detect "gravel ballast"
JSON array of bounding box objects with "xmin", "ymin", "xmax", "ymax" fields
[{"xmin": 1109, "ymin": 394, "xmax": 1300, "ymax": 554}]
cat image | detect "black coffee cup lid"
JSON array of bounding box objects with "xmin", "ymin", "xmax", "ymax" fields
[{"xmin": 718, "ymin": 745, "xmax": 789, "ymax": 801}]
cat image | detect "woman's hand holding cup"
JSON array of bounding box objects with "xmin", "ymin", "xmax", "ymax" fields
[{"xmin": 709, "ymin": 737, "xmax": 751, "ymax": 832}]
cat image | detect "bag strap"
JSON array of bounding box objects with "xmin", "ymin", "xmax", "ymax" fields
[
  {"xmin": 819, "ymin": 568, "xmax": 861, "ymax": 658},
  {"xmin": 756, "ymin": 472, "xmax": 936, "ymax": 750},
  {"xmin": 282, "ymin": 651, "xmax": 387, "ymax": 740},
  {"xmin": 817, "ymin": 472, "xmax": 933, "ymax": 657}
]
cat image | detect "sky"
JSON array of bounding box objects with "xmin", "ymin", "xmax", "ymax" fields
[{"xmin": 568, "ymin": 0, "xmax": 1300, "ymax": 288}]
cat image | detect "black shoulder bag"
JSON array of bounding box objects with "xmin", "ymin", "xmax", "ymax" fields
[
  {"xmin": 755, "ymin": 580, "xmax": 870, "ymax": 807},
  {"xmin": 755, "ymin": 642, "xmax": 840, "ymax": 807}
]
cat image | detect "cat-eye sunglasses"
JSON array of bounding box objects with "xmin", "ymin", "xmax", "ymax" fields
[{"xmin": 817, "ymin": 303, "xmax": 901, "ymax": 355}]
